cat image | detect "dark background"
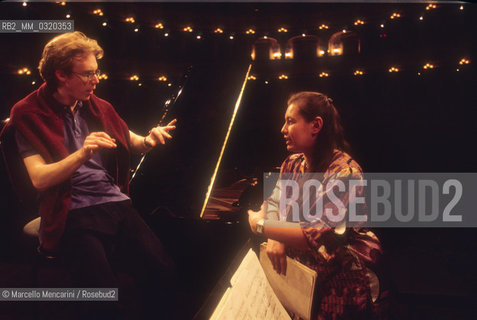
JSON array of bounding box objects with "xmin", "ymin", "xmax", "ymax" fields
[{"xmin": 0, "ymin": 2, "xmax": 476, "ymax": 319}]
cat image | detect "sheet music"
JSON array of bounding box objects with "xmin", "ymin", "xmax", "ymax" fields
[
  {"xmin": 259, "ymin": 243, "xmax": 317, "ymax": 320},
  {"xmin": 210, "ymin": 249, "xmax": 291, "ymax": 320}
]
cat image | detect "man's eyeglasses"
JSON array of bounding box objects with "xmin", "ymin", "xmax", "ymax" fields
[{"xmin": 71, "ymin": 69, "xmax": 101, "ymax": 82}]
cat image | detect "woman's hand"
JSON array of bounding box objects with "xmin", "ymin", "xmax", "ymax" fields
[
  {"xmin": 248, "ymin": 205, "xmax": 288, "ymax": 275},
  {"xmin": 266, "ymin": 239, "xmax": 287, "ymax": 275},
  {"xmin": 248, "ymin": 205, "xmax": 265, "ymax": 234}
]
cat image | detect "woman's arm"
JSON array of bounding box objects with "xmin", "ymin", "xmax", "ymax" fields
[
  {"xmin": 263, "ymin": 220, "xmax": 309, "ymax": 248},
  {"xmin": 248, "ymin": 209, "xmax": 308, "ymax": 249},
  {"xmin": 248, "ymin": 207, "xmax": 309, "ymax": 275}
]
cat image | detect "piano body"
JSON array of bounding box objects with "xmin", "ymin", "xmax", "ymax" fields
[
  {"xmin": 127, "ymin": 61, "xmax": 287, "ymax": 318},
  {"xmin": 1, "ymin": 3, "xmax": 475, "ymax": 319}
]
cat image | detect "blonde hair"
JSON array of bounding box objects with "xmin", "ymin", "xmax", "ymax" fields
[{"xmin": 38, "ymin": 31, "xmax": 103, "ymax": 88}]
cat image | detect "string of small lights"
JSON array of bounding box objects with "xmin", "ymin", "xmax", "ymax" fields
[
  {"xmin": 25, "ymin": 1, "xmax": 464, "ymax": 40},
  {"xmin": 13, "ymin": 56, "xmax": 470, "ymax": 87},
  {"xmin": 10, "ymin": 2, "xmax": 470, "ymax": 86}
]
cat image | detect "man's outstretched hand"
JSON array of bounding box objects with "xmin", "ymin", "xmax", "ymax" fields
[{"xmin": 144, "ymin": 119, "xmax": 177, "ymax": 147}]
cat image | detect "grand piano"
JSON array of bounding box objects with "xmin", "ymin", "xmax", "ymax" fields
[
  {"xmin": 126, "ymin": 61, "xmax": 288, "ymax": 318},
  {"xmin": 1, "ymin": 2, "xmax": 476, "ymax": 319}
]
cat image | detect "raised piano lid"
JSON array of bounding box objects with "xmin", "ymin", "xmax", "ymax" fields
[{"xmin": 130, "ymin": 61, "xmax": 283, "ymax": 220}]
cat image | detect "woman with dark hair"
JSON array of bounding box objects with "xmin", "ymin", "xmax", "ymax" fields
[{"xmin": 248, "ymin": 92, "xmax": 389, "ymax": 319}]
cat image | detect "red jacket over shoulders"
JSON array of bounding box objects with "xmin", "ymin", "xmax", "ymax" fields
[{"xmin": 0, "ymin": 83, "xmax": 131, "ymax": 252}]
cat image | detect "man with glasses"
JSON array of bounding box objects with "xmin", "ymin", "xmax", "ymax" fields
[{"xmin": 2, "ymin": 32, "xmax": 177, "ymax": 318}]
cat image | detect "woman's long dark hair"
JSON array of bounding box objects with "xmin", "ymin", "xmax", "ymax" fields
[{"xmin": 287, "ymin": 91, "xmax": 350, "ymax": 171}]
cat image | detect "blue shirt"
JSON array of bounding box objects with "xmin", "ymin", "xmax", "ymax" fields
[{"xmin": 15, "ymin": 100, "xmax": 130, "ymax": 210}]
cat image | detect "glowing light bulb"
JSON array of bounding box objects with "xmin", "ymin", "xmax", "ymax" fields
[
  {"xmin": 390, "ymin": 13, "xmax": 401, "ymax": 20},
  {"xmin": 18, "ymin": 67, "xmax": 31, "ymax": 75}
]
